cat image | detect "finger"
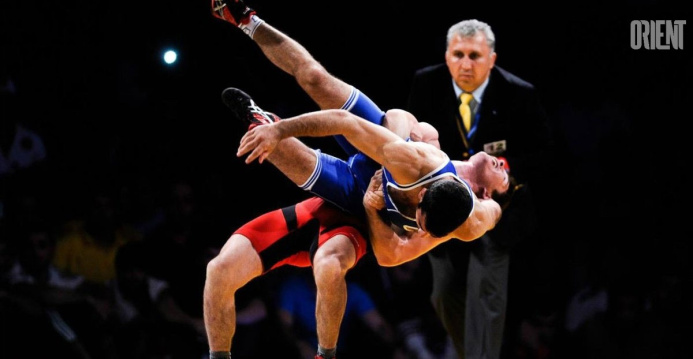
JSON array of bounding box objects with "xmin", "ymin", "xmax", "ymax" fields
[
  {"xmin": 240, "ymin": 130, "xmax": 257, "ymax": 146},
  {"xmin": 371, "ymin": 177, "xmax": 382, "ymax": 188},
  {"xmin": 237, "ymin": 143, "xmax": 250, "ymax": 157},
  {"xmin": 239, "ymin": 132, "xmax": 252, "ymax": 147},
  {"xmin": 248, "ymin": 146, "xmax": 268, "ymax": 165},
  {"xmin": 238, "ymin": 136, "xmax": 251, "ymax": 157},
  {"xmin": 244, "ymin": 148, "xmax": 260, "ymax": 164},
  {"xmin": 238, "ymin": 135, "xmax": 259, "ymax": 157}
]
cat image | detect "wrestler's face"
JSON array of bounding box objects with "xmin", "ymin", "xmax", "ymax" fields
[
  {"xmin": 468, "ymin": 152, "xmax": 509, "ymax": 198},
  {"xmin": 445, "ymin": 32, "xmax": 496, "ymax": 93}
]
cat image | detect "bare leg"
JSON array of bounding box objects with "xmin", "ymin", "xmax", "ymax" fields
[
  {"xmin": 265, "ymin": 137, "xmax": 318, "ymax": 186},
  {"xmin": 312, "ymin": 235, "xmax": 357, "ymax": 349},
  {"xmin": 235, "ymin": 18, "xmax": 381, "ymax": 186},
  {"xmin": 230, "ymin": 22, "xmax": 347, "ymax": 186},
  {"xmin": 252, "ymin": 22, "xmax": 353, "ymax": 110},
  {"xmin": 204, "ymin": 234, "xmax": 263, "ymax": 352}
]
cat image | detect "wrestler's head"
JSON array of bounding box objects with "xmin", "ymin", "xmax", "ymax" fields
[
  {"xmin": 466, "ymin": 152, "xmax": 509, "ymax": 200},
  {"xmin": 416, "ymin": 178, "xmax": 474, "ymax": 238}
]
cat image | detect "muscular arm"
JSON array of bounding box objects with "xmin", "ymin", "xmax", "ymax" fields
[
  {"xmin": 238, "ymin": 109, "xmax": 442, "ymax": 184},
  {"xmin": 453, "ymin": 198, "xmax": 502, "ymax": 242},
  {"xmin": 363, "ymin": 170, "xmax": 447, "ymax": 266},
  {"xmin": 238, "ymin": 109, "xmax": 404, "ymax": 165},
  {"xmin": 370, "ymin": 195, "xmax": 501, "ymax": 255}
]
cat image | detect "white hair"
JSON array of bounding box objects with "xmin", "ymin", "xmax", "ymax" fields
[{"xmin": 447, "ymin": 19, "xmax": 496, "ymax": 52}]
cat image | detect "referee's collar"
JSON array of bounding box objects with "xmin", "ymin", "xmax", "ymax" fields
[{"xmin": 452, "ymin": 76, "xmax": 489, "ymax": 104}]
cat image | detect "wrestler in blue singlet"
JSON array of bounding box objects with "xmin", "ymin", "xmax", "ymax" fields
[
  {"xmin": 299, "ymin": 87, "xmax": 475, "ymax": 231},
  {"xmin": 381, "ymin": 160, "xmax": 475, "ymax": 232}
]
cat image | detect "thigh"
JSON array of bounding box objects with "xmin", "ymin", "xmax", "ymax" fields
[
  {"xmin": 299, "ymin": 197, "xmax": 368, "ymax": 266},
  {"xmin": 233, "ymin": 206, "xmax": 312, "ymax": 272},
  {"xmin": 303, "ymin": 151, "xmax": 368, "ymax": 216},
  {"xmin": 334, "ymin": 88, "xmax": 386, "ymax": 156}
]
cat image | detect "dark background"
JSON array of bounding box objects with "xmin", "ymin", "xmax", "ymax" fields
[
  {"xmin": 1, "ymin": 0, "xmax": 690, "ymax": 356},
  {"xmin": 2, "ymin": 0, "xmax": 689, "ymax": 214}
]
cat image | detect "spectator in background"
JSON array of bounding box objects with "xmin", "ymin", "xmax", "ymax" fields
[
  {"xmin": 1, "ymin": 63, "xmax": 49, "ymax": 225},
  {"xmin": 1, "ymin": 219, "xmax": 117, "ymax": 359},
  {"xmin": 277, "ymin": 269, "xmax": 404, "ymax": 359},
  {"xmin": 140, "ymin": 177, "xmax": 220, "ymax": 357},
  {"xmin": 407, "ymin": 19, "xmax": 555, "ymax": 358},
  {"xmin": 226, "ymin": 276, "xmax": 286, "ymax": 359},
  {"xmin": 378, "ymin": 258, "xmax": 457, "ymax": 359},
  {"xmin": 52, "ymin": 182, "xmax": 143, "ymax": 286},
  {"xmin": 50, "ymin": 179, "xmax": 144, "ymax": 353},
  {"xmin": 145, "ymin": 178, "xmax": 211, "ymax": 318},
  {"xmin": 111, "ymin": 240, "xmax": 207, "ymax": 359},
  {"xmin": 0, "ymin": 118, "xmax": 46, "ymax": 178}
]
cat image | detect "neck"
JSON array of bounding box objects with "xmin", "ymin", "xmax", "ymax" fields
[{"xmin": 455, "ymin": 163, "xmax": 480, "ymax": 195}]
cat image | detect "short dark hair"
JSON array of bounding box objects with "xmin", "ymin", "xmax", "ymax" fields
[
  {"xmin": 491, "ymin": 174, "xmax": 519, "ymax": 210},
  {"xmin": 419, "ymin": 180, "xmax": 473, "ymax": 238}
]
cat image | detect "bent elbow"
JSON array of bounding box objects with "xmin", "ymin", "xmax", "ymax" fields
[
  {"xmin": 333, "ymin": 110, "xmax": 364, "ymax": 133},
  {"xmin": 373, "ymin": 251, "xmax": 399, "ymax": 267},
  {"xmin": 333, "ymin": 109, "xmax": 355, "ymax": 122},
  {"xmin": 376, "ymin": 258, "xmax": 399, "ymax": 267}
]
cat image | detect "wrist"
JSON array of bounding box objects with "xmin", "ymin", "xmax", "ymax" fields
[{"xmin": 274, "ymin": 122, "xmax": 288, "ymax": 140}]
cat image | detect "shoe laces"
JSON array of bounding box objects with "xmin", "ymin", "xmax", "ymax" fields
[
  {"xmin": 212, "ymin": 0, "xmax": 226, "ymax": 17},
  {"xmin": 247, "ymin": 100, "xmax": 276, "ymax": 123}
]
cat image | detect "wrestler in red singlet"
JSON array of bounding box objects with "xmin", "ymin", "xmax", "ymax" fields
[{"xmin": 234, "ymin": 197, "xmax": 368, "ymax": 273}]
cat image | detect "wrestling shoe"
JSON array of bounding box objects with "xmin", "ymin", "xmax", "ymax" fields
[
  {"xmin": 211, "ymin": 0, "xmax": 256, "ymax": 26},
  {"xmin": 221, "ymin": 87, "xmax": 280, "ymax": 130}
]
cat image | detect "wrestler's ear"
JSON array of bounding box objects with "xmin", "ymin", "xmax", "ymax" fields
[{"xmin": 418, "ymin": 188, "xmax": 427, "ymax": 203}]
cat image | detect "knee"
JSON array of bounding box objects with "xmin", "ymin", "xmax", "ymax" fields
[
  {"xmin": 206, "ymin": 256, "xmax": 231, "ymax": 284},
  {"xmin": 296, "ymin": 62, "xmax": 331, "ymax": 93},
  {"xmin": 207, "ymin": 257, "xmax": 224, "ymax": 280},
  {"xmin": 312, "ymin": 252, "xmax": 349, "ymax": 285}
]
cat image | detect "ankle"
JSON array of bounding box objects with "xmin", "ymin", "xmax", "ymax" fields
[{"xmin": 240, "ymin": 14, "xmax": 264, "ymax": 38}]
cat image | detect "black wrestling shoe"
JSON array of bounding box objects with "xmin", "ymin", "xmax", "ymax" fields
[
  {"xmin": 221, "ymin": 87, "xmax": 281, "ymax": 130},
  {"xmin": 211, "ymin": 0, "xmax": 256, "ymax": 26}
]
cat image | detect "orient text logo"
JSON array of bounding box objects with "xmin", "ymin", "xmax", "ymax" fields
[{"xmin": 630, "ymin": 20, "xmax": 685, "ymax": 50}]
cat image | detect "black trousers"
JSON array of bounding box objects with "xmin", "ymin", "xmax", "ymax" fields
[{"xmin": 428, "ymin": 234, "xmax": 510, "ymax": 359}]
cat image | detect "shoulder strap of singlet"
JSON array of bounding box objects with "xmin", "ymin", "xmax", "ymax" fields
[{"xmin": 384, "ymin": 156, "xmax": 455, "ymax": 191}]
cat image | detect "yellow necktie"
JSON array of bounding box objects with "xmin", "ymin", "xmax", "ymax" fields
[{"xmin": 459, "ymin": 93, "xmax": 473, "ymax": 132}]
